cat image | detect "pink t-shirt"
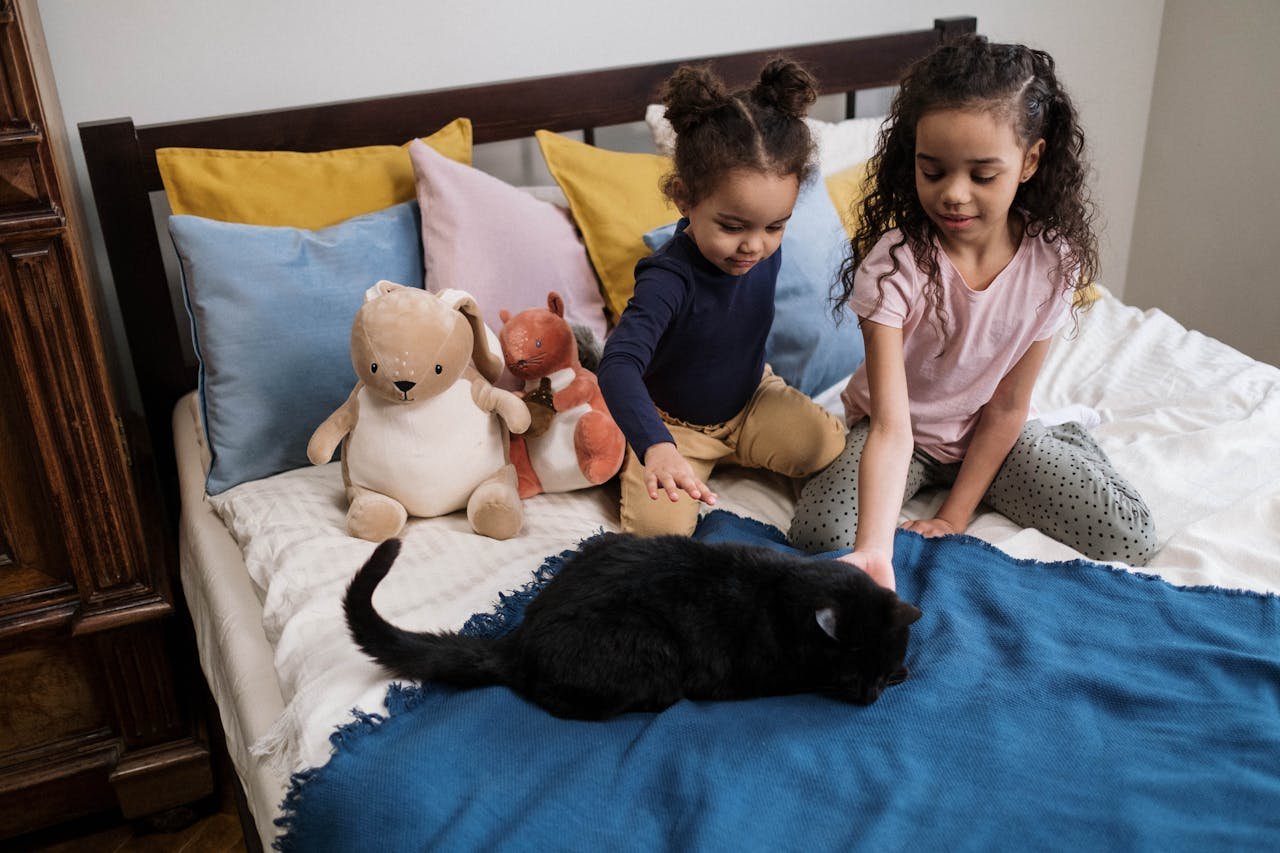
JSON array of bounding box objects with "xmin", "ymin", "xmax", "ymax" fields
[{"xmin": 841, "ymin": 229, "xmax": 1073, "ymax": 463}]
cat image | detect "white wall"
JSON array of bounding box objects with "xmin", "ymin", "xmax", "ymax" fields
[
  {"xmin": 35, "ymin": 0, "xmax": 1165, "ymax": 380},
  {"xmin": 1126, "ymin": 0, "xmax": 1280, "ymax": 366}
]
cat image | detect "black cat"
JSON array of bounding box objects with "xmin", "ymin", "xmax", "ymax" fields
[{"xmin": 344, "ymin": 533, "xmax": 922, "ymax": 720}]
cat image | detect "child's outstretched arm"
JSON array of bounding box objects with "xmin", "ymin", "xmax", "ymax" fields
[
  {"xmin": 904, "ymin": 338, "xmax": 1051, "ymax": 537},
  {"xmin": 597, "ymin": 274, "xmax": 717, "ymax": 507},
  {"xmin": 840, "ymin": 320, "xmax": 914, "ymax": 590}
]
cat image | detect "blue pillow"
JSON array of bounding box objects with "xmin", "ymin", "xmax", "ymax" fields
[
  {"xmin": 171, "ymin": 201, "xmax": 424, "ymax": 494},
  {"xmin": 643, "ymin": 179, "xmax": 864, "ymax": 397}
]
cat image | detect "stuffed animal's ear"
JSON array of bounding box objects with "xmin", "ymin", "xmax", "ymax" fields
[
  {"xmin": 547, "ymin": 291, "xmax": 565, "ymax": 318},
  {"xmin": 815, "ymin": 607, "xmax": 839, "ymax": 641},
  {"xmin": 364, "ymin": 279, "xmax": 403, "ymax": 302},
  {"xmin": 499, "ymin": 308, "xmax": 511, "ymax": 325},
  {"xmin": 437, "ymin": 288, "xmax": 503, "ymax": 383}
]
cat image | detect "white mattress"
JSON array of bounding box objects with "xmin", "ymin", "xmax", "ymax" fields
[
  {"xmin": 176, "ymin": 290, "xmax": 1280, "ymax": 849},
  {"xmin": 174, "ymin": 394, "xmax": 287, "ymax": 849}
]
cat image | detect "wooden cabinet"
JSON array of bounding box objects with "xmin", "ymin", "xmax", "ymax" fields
[{"xmin": 0, "ymin": 0, "xmax": 211, "ymax": 838}]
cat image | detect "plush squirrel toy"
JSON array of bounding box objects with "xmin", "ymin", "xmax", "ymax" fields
[
  {"xmin": 308, "ymin": 281, "xmax": 531, "ymax": 541},
  {"xmin": 498, "ymin": 291, "xmax": 625, "ymax": 498}
]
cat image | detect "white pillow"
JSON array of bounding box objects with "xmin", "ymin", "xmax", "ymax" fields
[
  {"xmin": 806, "ymin": 114, "xmax": 884, "ymax": 176},
  {"xmin": 645, "ymin": 103, "xmax": 679, "ymax": 159},
  {"xmin": 645, "ymin": 104, "xmax": 883, "ymax": 177}
]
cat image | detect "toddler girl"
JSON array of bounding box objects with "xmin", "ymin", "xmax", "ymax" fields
[
  {"xmin": 598, "ymin": 59, "xmax": 847, "ymax": 536},
  {"xmin": 789, "ymin": 35, "xmax": 1157, "ymax": 589}
]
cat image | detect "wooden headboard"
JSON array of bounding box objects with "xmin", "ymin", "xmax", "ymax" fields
[{"xmin": 78, "ymin": 16, "xmax": 976, "ymax": 522}]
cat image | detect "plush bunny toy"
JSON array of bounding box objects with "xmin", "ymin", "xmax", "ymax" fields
[{"xmin": 308, "ymin": 281, "xmax": 530, "ymax": 541}]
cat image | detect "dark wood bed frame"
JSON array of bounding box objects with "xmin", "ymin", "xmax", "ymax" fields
[{"xmin": 76, "ymin": 16, "xmax": 974, "ymax": 845}]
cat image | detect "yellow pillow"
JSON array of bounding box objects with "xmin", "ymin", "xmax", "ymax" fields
[
  {"xmin": 535, "ymin": 130, "xmax": 678, "ymax": 319},
  {"xmin": 1076, "ymin": 283, "xmax": 1103, "ymax": 306},
  {"xmin": 824, "ymin": 160, "xmax": 871, "ymax": 239},
  {"xmin": 158, "ymin": 118, "xmax": 472, "ymax": 229}
]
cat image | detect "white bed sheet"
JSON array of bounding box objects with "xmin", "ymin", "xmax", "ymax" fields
[{"xmin": 177, "ymin": 290, "xmax": 1280, "ymax": 848}]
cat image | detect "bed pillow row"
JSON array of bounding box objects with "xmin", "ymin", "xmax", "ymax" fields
[
  {"xmin": 645, "ymin": 103, "xmax": 882, "ymax": 177},
  {"xmin": 164, "ymin": 117, "xmax": 873, "ymax": 494},
  {"xmin": 158, "ymin": 118, "xmax": 473, "ymax": 229}
]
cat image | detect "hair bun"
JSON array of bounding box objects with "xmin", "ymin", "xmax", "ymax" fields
[
  {"xmin": 751, "ymin": 58, "xmax": 818, "ymax": 118},
  {"xmin": 661, "ymin": 64, "xmax": 732, "ymax": 135}
]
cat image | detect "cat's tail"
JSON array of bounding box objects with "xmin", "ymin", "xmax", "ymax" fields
[{"xmin": 343, "ymin": 539, "xmax": 509, "ymax": 687}]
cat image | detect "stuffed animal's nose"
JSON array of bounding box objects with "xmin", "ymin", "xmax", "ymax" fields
[{"xmin": 394, "ymin": 380, "xmax": 416, "ymax": 393}]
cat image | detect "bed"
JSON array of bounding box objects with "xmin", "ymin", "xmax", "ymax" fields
[{"xmin": 77, "ymin": 16, "xmax": 1280, "ymax": 851}]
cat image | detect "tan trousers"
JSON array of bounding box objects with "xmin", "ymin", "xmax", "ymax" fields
[{"xmin": 619, "ymin": 369, "xmax": 847, "ymax": 536}]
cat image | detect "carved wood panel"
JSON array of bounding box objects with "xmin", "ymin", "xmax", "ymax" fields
[
  {"xmin": 0, "ymin": 636, "xmax": 107, "ymax": 754},
  {"xmin": 0, "ymin": 139, "xmax": 55, "ymax": 222},
  {"xmin": 0, "ymin": 267, "xmax": 70, "ymax": 618},
  {"xmin": 0, "ymin": 1, "xmax": 211, "ymax": 837},
  {"xmin": 0, "ymin": 235, "xmax": 154, "ymax": 600},
  {"xmin": 92, "ymin": 622, "xmax": 185, "ymax": 749},
  {"xmin": 0, "ymin": 3, "xmax": 38, "ymax": 136}
]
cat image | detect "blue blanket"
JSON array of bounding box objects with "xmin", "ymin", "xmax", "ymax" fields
[{"xmin": 276, "ymin": 511, "xmax": 1280, "ymax": 851}]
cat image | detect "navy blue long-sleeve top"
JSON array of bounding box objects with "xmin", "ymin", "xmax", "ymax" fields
[{"xmin": 597, "ymin": 218, "xmax": 778, "ymax": 460}]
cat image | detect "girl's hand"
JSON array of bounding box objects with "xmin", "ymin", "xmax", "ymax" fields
[
  {"xmin": 901, "ymin": 517, "xmax": 958, "ymax": 538},
  {"xmin": 839, "ymin": 549, "xmax": 896, "ymax": 591},
  {"xmin": 642, "ymin": 442, "xmax": 717, "ymax": 505}
]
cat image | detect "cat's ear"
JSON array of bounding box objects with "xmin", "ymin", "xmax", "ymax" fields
[
  {"xmin": 815, "ymin": 607, "xmax": 839, "ymax": 641},
  {"xmin": 890, "ymin": 600, "xmax": 923, "ymax": 629}
]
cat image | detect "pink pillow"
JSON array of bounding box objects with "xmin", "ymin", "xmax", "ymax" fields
[{"xmin": 409, "ymin": 139, "xmax": 608, "ymax": 342}]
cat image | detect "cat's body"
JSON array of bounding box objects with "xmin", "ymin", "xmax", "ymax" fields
[{"xmin": 344, "ymin": 533, "xmax": 922, "ymax": 720}]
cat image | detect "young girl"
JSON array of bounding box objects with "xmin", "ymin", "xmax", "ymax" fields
[
  {"xmin": 598, "ymin": 59, "xmax": 847, "ymax": 536},
  {"xmin": 789, "ymin": 35, "xmax": 1157, "ymax": 589}
]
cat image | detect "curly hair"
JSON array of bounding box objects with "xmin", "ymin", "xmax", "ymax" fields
[
  {"xmin": 660, "ymin": 57, "xmax": 817, "ymax": 208},
  {"xmin": 835, "ymin": 34, "xmax": 1098, "ymax": 337}
]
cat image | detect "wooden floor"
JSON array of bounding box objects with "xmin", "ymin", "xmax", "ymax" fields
[
  {"xmin": 10, "ymin": 808, "xmax": 246, "ymax": 853},
  {"xmin": 8, "ymin": 751, "xmax": 248, "ymax": 853}
]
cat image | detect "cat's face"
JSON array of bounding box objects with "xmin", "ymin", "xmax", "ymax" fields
[{"xmin": 816, "ymin": 597, "xmax": 921, "ymax": 705}]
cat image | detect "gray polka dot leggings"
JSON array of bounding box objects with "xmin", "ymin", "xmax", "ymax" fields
[{"xmin": 788, "ymin": 418, "xmax": 1159, "ymax": 566}]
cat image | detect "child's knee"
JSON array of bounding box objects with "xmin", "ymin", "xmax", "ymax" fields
[
  {"xmin": 788, "ymin": 463, "xmax": 860, "ymax": 554},
  {"xmin": 617, "ymin": 453, "xmax": 702, "ymax": 536},
  {"xmin": 1117, "ymin": 509, "xmax": 1159, "ymax": 567},
  {"xmin": 620, "ymin": 492, "xmax": 701, "ymax": 537},
  {"xmin": 743, "ymin": 405, "xmax": 846, "ymax": 477},
  {"xmin": 810, "ymin": 414, "xmax": 850, "ymax": 471},
  {"xmin": 792, "ymin": 406, "xmax": 849, "ymax": 474},
  {"xmin": 788, "ymin": 498, "xmax": 857, "ymax": 554},
  {"xmin": 1074, "ymin": 504, "xmax": 1159, "ymax": 567}
]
